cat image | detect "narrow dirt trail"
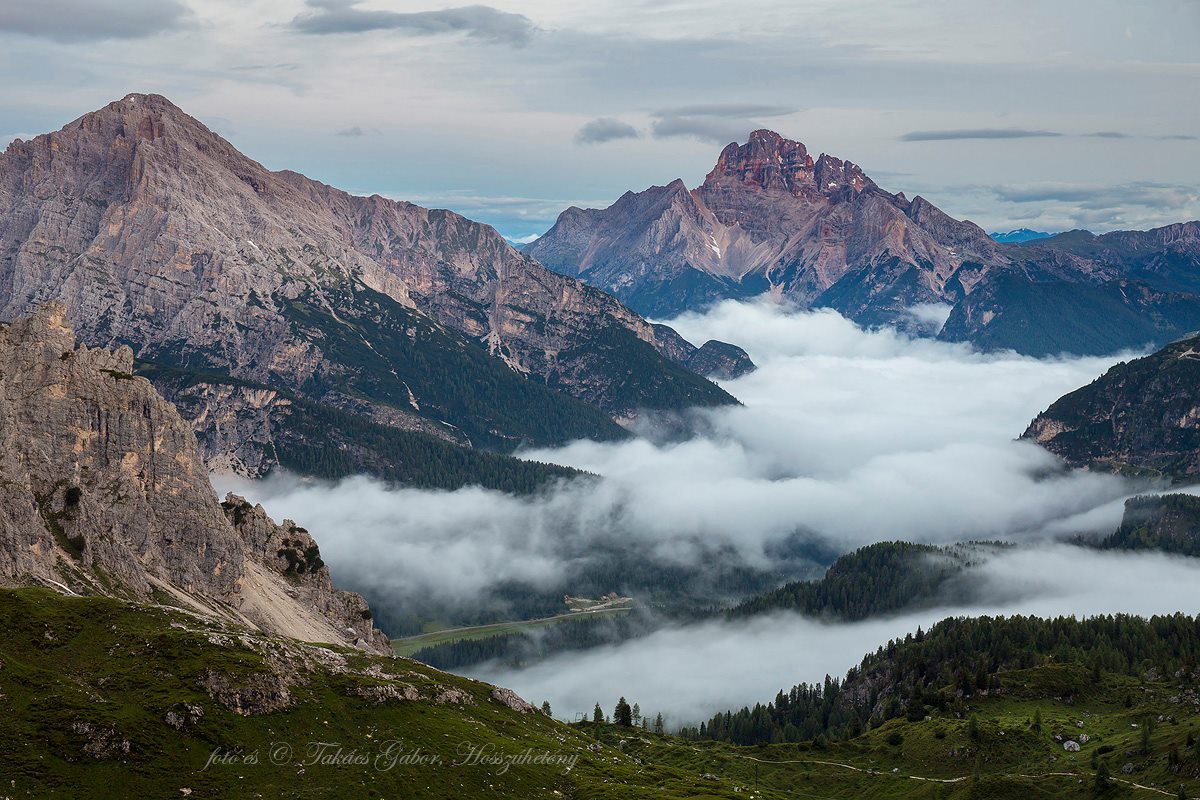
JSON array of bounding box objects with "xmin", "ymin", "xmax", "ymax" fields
[{"xmin": 710, "ymin": 749, "xmax": 1190, "ymax": 797}]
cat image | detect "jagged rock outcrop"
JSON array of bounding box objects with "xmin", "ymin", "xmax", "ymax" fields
[
  {"xmin": 0, "ymin": 94, "xmax": 742, "ymax": 477},
  {"xmin": 0, "ymin": 304, "xmax": 388, "ymax": 653},
  {"xmin": 682, "ymin": 340, "xmax": 757, "ymax": 380},
  {"xmin": 528, "ymin": 130, "xmax": 1200, "ymax": 356},
  {"xmin": 1022, "ymin": 333, "xmax": 1200, "ymax": 478}
]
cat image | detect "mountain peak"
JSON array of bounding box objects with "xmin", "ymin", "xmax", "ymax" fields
[
  {"xmin": 76, "ymin": 92, "xmax": 193, "ymax": 131},
  {"xmin": 113, "ymin": 92, "xmax": 182, "ymax": 110},
  {"xmin": 702, "ymin": 130, "xmax": 874, "ymax": 198},
  {"xmin": 40, "ymin": 94, "xmax": 247, "ymax": 158},
  {"xmin": 2, "ymin": 93, "xmax": 738, "ymax": 482},
  {"xmin": 704, "ymin": 130, "xmax": 811, "ymax": 194},
  {"xmin": 745, "ymin": 128, "xmax": 787, "ymax": 146}
]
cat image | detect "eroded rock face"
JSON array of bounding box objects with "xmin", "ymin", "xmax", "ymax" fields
[
  {"xmin": 220, "ymin": 495, "xmax": 389, "ymax": 653},
  {"xmin": 489, "ymin": 687, "xmax": 537, "ymax": 714},
  {"xmin": 0, "ymin": 305, "xmax": 389, "ymax": 653},
  {"xmin": 0, "ymin": 93, "xmax": 736, "ymax": 475}
]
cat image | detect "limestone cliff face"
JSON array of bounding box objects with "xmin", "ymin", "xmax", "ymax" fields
[
  {"xmin": 0, "ymin": 94, "xmax": 744, "ymax": 475},
  {"xmin": 0, "ymin": 305, "xmax": 389, "ymax": 653}
]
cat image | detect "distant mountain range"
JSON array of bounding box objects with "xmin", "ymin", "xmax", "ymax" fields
[
  {"xmin": 527, "ymin": 130, "xmax": 1200, "ymax": 356},
  {"xmin": 989, "ymin": 228, "xmax": 1055, "ymax": 243},
  {"xmin": 0, "ymin": 95, "xmax": 751, "ymax": 485}
]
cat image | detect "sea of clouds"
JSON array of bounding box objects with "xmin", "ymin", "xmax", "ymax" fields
[{"xmin": 217, "ymin": 298, "xmax": 1199, "ymax": 723}]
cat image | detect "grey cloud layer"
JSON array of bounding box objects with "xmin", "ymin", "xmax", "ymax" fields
[
  {"xmin": 904, "ymin": 129, "xmax": 1197, "ymax": 143},
  {"xmin": 575, "ymin": 118, "xmax": 639, "ymax": 145},
  {"xmin": 291, "ymin": 1, "xmax": 536, "ymax": 46},
  {"xmin": 993, "ymin": 181, "xmax": 1199, "ymax": 210},
  {"xmin": 901, "ymin": 128, "xmax": 1063, "ymax": 141},
  {"xmin": 0, "ymin": 0, "xmax": 191, "ymax": 42},
  {"xmin": 650, "ymin": 104, "xmax": 798, "ymax": 144}
]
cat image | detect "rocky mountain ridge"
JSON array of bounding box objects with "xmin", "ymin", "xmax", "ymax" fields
[
  {"xmin": 528, "ymin": 130, "xmax": 1200, "ymax": 355},
  {"xmin": 0, "ymin": 304, "xmax": 388, "ymax": 653},
  {"xmin": 0, "ymin": 94, "xmax": 748, "ymax": 479},
  {"xmin": 1022, "ymin": 331, "xmax": 1200, "ymax": 478}
]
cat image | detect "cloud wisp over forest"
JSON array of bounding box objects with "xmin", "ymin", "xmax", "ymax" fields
[{"xmin": 477, "ymin": 544, "xmax": 1200, "ymax": 724}]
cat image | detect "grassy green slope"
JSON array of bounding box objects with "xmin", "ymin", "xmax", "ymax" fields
[
  {"xmin": 595, "ymin": 662, "xmax": 1200, "ymax": 799},
  {"xmin": 7, "ymin": 589, "xmax": 1200, "ymax": 799},
  {"xmin": 0, "ymin": 589, "xmax": 764, "ymax": 800}
]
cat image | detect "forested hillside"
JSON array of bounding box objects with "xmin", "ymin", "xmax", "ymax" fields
[
  {"xmin": 729, "ymin": 541, "xmax": 1001, "ymax": 620},
  {"xmin": 695, "ymin": 613, "xmax": 1200, "ymax": 746},
  {"xmin": 1098, "ymin": 494, "xmax": 1200, "ymax": 557}
]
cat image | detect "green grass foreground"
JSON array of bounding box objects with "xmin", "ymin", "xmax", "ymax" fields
[
  {"xmin": 4, "ymin": 588, "xmax": 1198, "ymax": 799},
  {"xmin": 0, "ymin": 589, "xmax": 755, "ymax": 799}
]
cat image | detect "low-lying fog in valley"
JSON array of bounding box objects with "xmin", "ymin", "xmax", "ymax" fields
[
  {"xmin": 476, "ymin": 544, "xmax": 1200, "ymax": 724},
  {"xmin": 217, "ymin": 298, "xmax": 1200, "ymax": 725}
]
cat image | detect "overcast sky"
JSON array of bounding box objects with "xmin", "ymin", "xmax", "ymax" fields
[{"xmin": 2, "ymin": 0, "xmax": 1197, "ymax": 238}]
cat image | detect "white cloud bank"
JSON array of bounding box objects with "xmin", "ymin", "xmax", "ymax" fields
[
  {"xmin": 217, "ymin": 298, "xmax": 1181, "ymax": 719},
  {"xmin": 219, "ymin": 299, "xmax": 1143, "ymax": 610}
]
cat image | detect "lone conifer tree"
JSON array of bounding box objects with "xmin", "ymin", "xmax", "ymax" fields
[{"xmin": 614, "ymin": 697, "xmax": 633, "ymax": 727}]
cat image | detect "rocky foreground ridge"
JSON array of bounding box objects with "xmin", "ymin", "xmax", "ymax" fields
[{"xmin": 0, "ymin": 304, "xmax": 389, "ymax": 653}]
